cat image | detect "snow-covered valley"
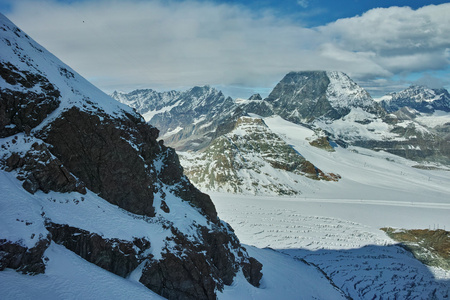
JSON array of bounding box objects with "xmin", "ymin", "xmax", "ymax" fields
[{"xmin": 206, "ymin": 116, "xmax": 450, "ymax": 299}]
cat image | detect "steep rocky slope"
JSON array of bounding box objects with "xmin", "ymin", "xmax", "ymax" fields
[
  {"xmin": 265, "ymin": 71, "xmax": 383, "ymax": 123},
  {"xmin": 114, "ymin": 86, "xmax": 237, "ymax": 151},
  {"xmin": 0, "ymin": 13, "xmax": 262, "ymax": 300},
  {"xmin": 180, "ymin": 116, "xmax": 339, "ymax": 195}
]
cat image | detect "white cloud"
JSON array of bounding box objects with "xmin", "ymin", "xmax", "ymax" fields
[
  {"xmin": 4, "ymin": 1, "xmax": 450, "ymax": 97},
  {"xmin": 297, "ymin": 0, "xmax": 309, "ymax": 8},
  {"xmin": 320, "ymin": 5, "xmax": 450, "ymax": 75}
]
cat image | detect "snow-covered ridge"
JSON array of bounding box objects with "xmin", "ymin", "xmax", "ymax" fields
[
  {"xmin": 380, "ymin": 85, "xmax": 450, "ymax": 113},
  {"xmin": 326, "ymin": 71, "xmax": 375, "ymax": 111},
  {"xmin": 0, "ymin": 13, "xmax": 136, "ymax": 127}
]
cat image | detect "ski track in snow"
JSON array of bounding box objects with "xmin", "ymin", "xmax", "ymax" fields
[{"xmin": 211, "ymin": 193, "xmax": 450, "ymax": 299}]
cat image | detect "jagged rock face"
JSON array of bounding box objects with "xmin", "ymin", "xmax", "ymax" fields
[
  {"xmin": 265, "ymin": 71, "xmax": 382, "ymax": 123},
  {"xmin": 0, "ymin": 62, "xmax": 60, "ymax": 137},
  {"xmin": 140, "ymin": 225, "xmax": 257, "ymax": 300},
  {"xmin": 39, "ymin": 107, "xmax": 159, "ymax": 217},
  {"xmin": 111, "ymin": 89, "xmax": 182, "ymax": 119},
  {"xmin": 46, "ymin": 223, "xmax": 151, "ymax": 277},
  {"xmin": 4, "ymin": 140, "xmax": 86, "ymax": 195},
  {"xmin": 248, "ymin": 93, "xmax": 262, "ymax": 100},
  {"xmin": 266, "ymin": 71, "xmax": 338, "ymax": 122},
  {"xmin": 0, "ymin": 234, "xmax": 51, "ymax": 275},
  {"xmin": 113, "ymin": 86, "xmax": 239, "ymax": 151},
  {"xmin": 381, "ymin": 85, "xmax": 450, "ymax": 113}
]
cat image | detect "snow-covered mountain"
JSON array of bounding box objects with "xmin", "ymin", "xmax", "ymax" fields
[
  {"xmin": 115, "ymin": 70, "xmax": 450, "ymax": 197},
  {"xmin": 2, "ymin": 13, "xmax": 450, "ymax": 300},
  {"xmin": 379, "ymin": 85, "xmax": 450, "ymax": 113},
  {"xmin": 113, "ymin": 86, "xmax": 237, "ymax": 151},
  {"xmin": 180, "ymin": 116, "xmax": 339, "ymax": 195},
  {"xmin": 265, "ymin": 71, "xmax": 383, "ymax": 123},
  {"xmin": 0, "ymin": 13, "xmax": 266, "ymax": 300},
  {"xmin": 111, "ymin": 89, "xmax": 182, "ymax": 121}
]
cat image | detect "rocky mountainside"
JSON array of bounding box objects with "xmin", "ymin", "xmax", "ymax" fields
[
  {"xmin": 115, "ymin": 71, "xmax": 450, "ymax": 195},
  {"xmin": 265, "ymin": 71, "xmax": 383, "ymax": 123},
  {"xmin": 0, "ymin": 13, "xmax": 262, "ymax": 300},
  {"xmin": 379, "ymin": 85, "xmax": 450, "ymax": 113},
  {"xmin": 111, "ymin": 89, "xmax": 182, "ymax": 121},
  {"xmin": 180, "ymin": 116, "xmax": 339, "ymax": 195},
  {"xmin": 113, "ymin": 86, "xmax": 237, "ymax": 151}
]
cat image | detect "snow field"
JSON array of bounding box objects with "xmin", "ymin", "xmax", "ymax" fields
[{"xmin": 211, "ymin": 193, "xmax": 450, "ymax": 299}]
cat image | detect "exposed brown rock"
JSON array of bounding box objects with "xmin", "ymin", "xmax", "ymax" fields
[
  {"xmin": 0, "ymin": 234, "xmax": 51, "ymax": 275},
  {"xmin": 5, "ymin": 142, "xmax": 86, "ymax": 194},
  {"xmin": 242, "ymin": 257, "xmax": 263, "ymax": 287},
  {"xmin": 0, "ymin": 62, "xmax": 60, "ymax": 138},
  {"xmin": 40, "ymin": 107, "xmax": 157, "ymax": 217},
  {"xmin": 46, "ymin": 223, "xmax": 151, "ymax": 277}
]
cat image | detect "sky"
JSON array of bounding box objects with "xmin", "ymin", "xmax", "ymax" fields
[{"xmin": 1, "ymin": 0, "xmax": 450, "ymax": 99}]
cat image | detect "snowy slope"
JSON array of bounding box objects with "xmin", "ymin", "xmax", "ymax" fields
[
  {"xmin": 0, "ymin": 13, "xmax": 268, "ymax": 300},
  {"xmin": 0, "ymin": 13, "xmax": 365, "ymax": 300},
  {"xmin": 326, "ymin": 71, "xmax": 375, "ymax": 112},
  {"xmin": 0, "ymin": 14, "xmax": 136, "ymax": 128},
  {"xmin": 265, "ymin": 115, "xmax": 450, "ymax": 202},
  {"xmin": 205, "ymin": 114, "xmax": 450, "ymax": 298}
]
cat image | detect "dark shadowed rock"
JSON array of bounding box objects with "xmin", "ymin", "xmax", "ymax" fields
[
  {"xmin": 243, "ymin": 257, "xmax": 263, "ymax": 287},
  {"xmin": 5, "ymin": 141, "xmax": 86, "ymax": 195},
  {"xmin": 39, "ymin": 107, "xmax": 158, "ymax": 217},
  {"xmin": 0, "ymin": 234, "xmax": 51, "ymax": 275},
  {"xmin": 0, "ymin": 62, "xmax": 60, "ymax": 138},
  {"xmin": 46, "ymin": 223, "xmax": 151, "ymax": 277},
  {"xmin": 266, "ymin": 71, "xmax": 339, "ymax": 122},
  {"xmin": 248, "ymin": 93, "xmax": 262, "ymax": 100}
]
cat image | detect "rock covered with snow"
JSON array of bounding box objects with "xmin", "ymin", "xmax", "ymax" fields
[
  {"xmin": 112, "ymin": 85, "xmax": 237, "ymax": 151},
  {"xmin": 180, "ymin": 116, "xmax": 339, "ymax": 195},
  {"xmin": 0, "ymin": 13, "xmax": 262, "ymax": 300},
  {"xmin": 380, "ymin": 85, "xmax": 450, "ymax": 113},
  {"xmin": 265, "ymin": 71, "xmax": 383, "ymax": 123}
]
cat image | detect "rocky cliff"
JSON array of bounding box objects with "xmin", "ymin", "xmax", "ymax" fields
[
  {"xmin": 265, "ymin": 71, "xmax": 383, "ymax": 123},
  {"xmin": 0, "ymin": 13, "xmax": 261, "ymax": 300}
]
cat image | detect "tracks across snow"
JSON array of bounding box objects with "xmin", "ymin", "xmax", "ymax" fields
[{"xmin": 211, "ymin": 193, "xmax": 450, "ymax": 299}]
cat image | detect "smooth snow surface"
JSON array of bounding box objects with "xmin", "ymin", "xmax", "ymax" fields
[{"xmin": 264, "ymin": 115, "xmax": 450, "ymax": 203}]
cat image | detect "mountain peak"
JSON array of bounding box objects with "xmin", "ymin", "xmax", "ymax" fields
[{"xmin": 266, "ymin": 70, "xmax": 378, "ymax": 123}]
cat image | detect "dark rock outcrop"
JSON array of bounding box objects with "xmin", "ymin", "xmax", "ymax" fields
[
  {"xmin": 39, "ymin": 107, "xmax": 158, "ymax": 217},
  {"xmin": 0, "ymin": 234, "xmax": 51, "ymax": 275},
  {"xmin": 0, "ymin": 62, "xmax": 60, "ymax": 138},
  {"xmin": 4, "ymin": 140, "xmax": 86, "ymax": 195},
  {"xmin": 46, "ymin": 223, "xmax": 151, "ymax": 277},
  {"xmin": 248, "ymin": 93, "xmax": 262, "ymax": 100},
  {"xmin": 140, "ymin": 225, "xmax": 260, "ymax": 300},
  {"xmin": 265, "ymin": 71, "xmax": 340, "ymax": 122}
]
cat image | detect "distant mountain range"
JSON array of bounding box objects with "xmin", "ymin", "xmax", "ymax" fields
[{"xmin": 112, "ymin": 71, "xmax": 450, "ymax": 195}]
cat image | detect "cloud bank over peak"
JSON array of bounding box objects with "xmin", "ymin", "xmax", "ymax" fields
[{"xmin": 4, "ymin": 0, "xmax": 450, "ymax": 97}]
